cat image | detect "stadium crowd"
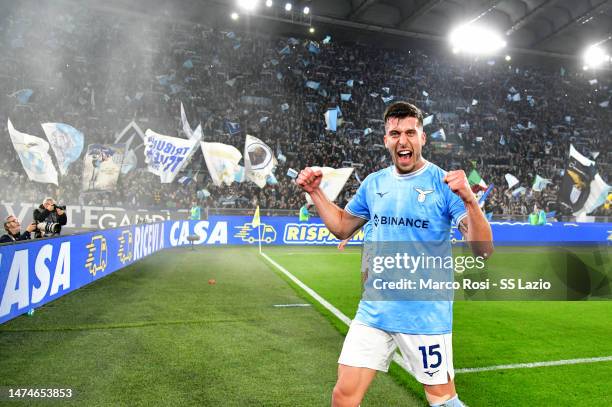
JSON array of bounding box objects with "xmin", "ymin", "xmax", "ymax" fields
[{"xmin": 0, "ymin": 4, "xmax": 610, "ymax": 219}]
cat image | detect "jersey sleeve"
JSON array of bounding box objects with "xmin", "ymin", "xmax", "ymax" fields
[
  {"xmin": 345, "ymin": 178, "xmax": 370, "ymax": 220},
  {"xmin": 444, "ymin": 182, "xmax": 467, "ymax": 226}
]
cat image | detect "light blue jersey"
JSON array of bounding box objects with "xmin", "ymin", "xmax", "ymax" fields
[
  {"xmin": 362, "ymin": 221, "xmax": 372, "ymax": 241},
  {"xmin": 346, "ymin": 161, "xmax": 467, "ymax": 334}
]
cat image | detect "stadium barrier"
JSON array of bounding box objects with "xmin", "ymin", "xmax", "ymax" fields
[
  {"xmin": 1, "ymin": 217, "xmax": 610, "ymax": 324},
  {"xmin": 2, "ymin": 202, "xmax": 609, "ymax": 233}
]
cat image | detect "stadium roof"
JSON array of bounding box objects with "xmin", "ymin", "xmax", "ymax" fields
[
  {"xmin": 56, "ymin": 0, "xmax": 612, "ymax": 61},
  {"xmin": 311, "ymin": 0, "xmax": 611, "ymax": 52},
  {"xmin": 215, "ymin": 0, "xmax": 612, "ymax": 60}
]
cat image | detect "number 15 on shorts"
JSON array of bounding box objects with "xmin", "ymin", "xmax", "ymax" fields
[{"xmin": 418, "ymin": 344, "xmax": 442, "ymax": 369}]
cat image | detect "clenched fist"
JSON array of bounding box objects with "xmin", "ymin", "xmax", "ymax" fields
[
  {"xmin": 444, "ymin": 170, "xmax": 476, "ymax": 204},
  {"xmin": 296, "ymin": 167, "xmax": 323, "ymax": 193}
]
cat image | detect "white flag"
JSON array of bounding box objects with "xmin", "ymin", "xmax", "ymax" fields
[
  {"xmin": 305, "ymin": 167, "xmax": 354, "ymax": 204},
  {"xmin": 191, "ymin": 124, "xmax": 203, "ymax": 142},
  {"xmin": 532, "ymin": 175, "xmax": 552, "ymax": 192},
  {"xmin": 200, "ymin": 142, "xmax": 243, "ymax": 186},
  {"xmin": 181, "ymin": 103, "xmax": 202, "ymax": 141},
  {"xmin": 7, "ymin": 119, "xmax": 58, "ymax": 185},
  {"xmin": 574, "ymin": 173, "xmax": 611, "ymax": 215},
  {"xmin": 144, "ymin": 129, "xmax": 198, "ymax": 183},
  {"xmin": 41, "ymin": 122, "xmax": 84, "ymax": 175},
  {"xmin": 180, "ymin": 102, "xmax": 192, "ymax": 137},
  {"xmin": 505, "ymin": 173, "xmax": 519, "ymax": 189},
  {"xmin": 244, "ymin": 134, "xmax": 277, "ymax": 188}
]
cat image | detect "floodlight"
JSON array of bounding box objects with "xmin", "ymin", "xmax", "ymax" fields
[
  {"xmin": 238, "ymin": 0, "xmax": 258, "ymax": 11},
  {"xmin": 231, "ymin": 12, "xmax": 239, "ymax": 20},
  {"xmin": 265, "ymin": 0, "xmax": 273, "ymax": 6},
  {"xmin": 505, "ymin": 55, "xmax": 511, "ymax": 61},
  {"xmin": 285, "ymin": 2, "xmax": 292, "ymax": 11},
  {"xmin": 449, "ymin": 24, "xmax": 506, "ymax": 55},
  {"xmin": 303, "ymin": 6, "xmax": 310, "ymax": 14},
  {"xmin": 583, "ymin": 45, "xmax": 609, "ymax": 69},
  {"xmin": 309, "ymin": 27, "xmax": 315, "ymax": 33}
]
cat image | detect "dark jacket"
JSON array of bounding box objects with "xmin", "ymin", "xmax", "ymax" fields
[
  {"xmin": 0, "ymin": 230, "xmax": 32, "ymax": 244},
  {"xmin": 33, "ymin": 204, "xmax": 67, "ymax": 237}
]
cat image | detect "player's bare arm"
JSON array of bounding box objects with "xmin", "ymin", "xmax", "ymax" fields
[
  {"xmin": 296, "ymin": 167, "xmax": 366, "ymax": 240},
  {"xmin": 444, "ymin": 170, "xmax": 494, "ymax": 258}
]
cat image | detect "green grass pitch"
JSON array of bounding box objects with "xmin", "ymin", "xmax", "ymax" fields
[
  {"xmin": 0, "ymin": 247, "xmax": 419, "ymax": 406},
  {"xmin": 1, "ymin": 245, "xmax": 610, "ymax": 406},
  {"xmin": 264, "ymin": 245, "xmax": 612, "ymax": 406}
]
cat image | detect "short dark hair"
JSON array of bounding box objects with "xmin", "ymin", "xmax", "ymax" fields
[{"xmin": 383, "ymin": 101, "xmax": 423, "ymax": 127}]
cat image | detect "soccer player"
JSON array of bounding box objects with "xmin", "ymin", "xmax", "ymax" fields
[{"xmin": 297, "ymin": 101, "xmax": 493, "ymax": 407}]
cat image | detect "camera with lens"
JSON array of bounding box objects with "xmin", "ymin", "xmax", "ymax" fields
[{"xmin": 36, "ymin": 222, "xmax": 62, "ymax": 235}]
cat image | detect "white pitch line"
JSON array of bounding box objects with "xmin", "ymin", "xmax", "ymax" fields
[
  {"xmin": 260, "ymin": 251, "xmax": 612, "ymax": 375},
  {"xmin": 273, "ymin": 303, "xmax": 312, "ymax": 308},
  {"xmin": 260, "ymin": 252, "xmax": 351, "ymax": 326},
  {"xmin": 456, "ymin": 356, "xmax": 612, "ymax": 373}
]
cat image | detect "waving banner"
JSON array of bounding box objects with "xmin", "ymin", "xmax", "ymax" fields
[
  {"xmin": 180, "ymin": 102, "xmax": 202, "ymax": 141},
  {"xmin": 559, "ymin": 145, "xmax": 596, "ymax": 212},
  {"xmin": 574, "ymin": 173, "xmax": 611, "ymax": 215},
  {"xmin": 201, "ymin": 142, "xmax": 243, "ymax": 186},
  {"xmin": 305, "ymin": 167, "xmax": 354, "ymax": 204},
  {"xmin": 7, "ymin": 119, "xmax": 58, "ymax": 185},
  {"xmin": 532, "ymin": 175, "xmax": 552, "ymax": 192},
  {"xmin": 144, "ymin": 130, "xmax": 198, "ymax": 183},
  {"xmin": 82, "ymin": 144, "xmax": 125, "ymax": 191},
  {"xmin": 41, "ymin": 122, "xmax": 84, "ymax": 175},
  {"xmin": 244, "ymin": 135, "xmax": 277, "ymax": 188}
]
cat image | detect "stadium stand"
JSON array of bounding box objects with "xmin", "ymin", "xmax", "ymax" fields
[{"xmin": 0, "ymin": 5, "xmax": 609, "ymax": 221}]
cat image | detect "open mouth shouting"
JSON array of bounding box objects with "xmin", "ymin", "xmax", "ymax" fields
[{"xmin": 397, "ymin": 149, "xmax": 413, "ymax": 164}]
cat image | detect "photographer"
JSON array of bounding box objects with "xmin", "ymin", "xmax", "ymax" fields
[
  {"xmin": 0, "ymin": 215, "xmax": 36, "ymax": 243},
  {"xmin": 33, "ymin": 197, "xmax": 67, "ymax": 238}
]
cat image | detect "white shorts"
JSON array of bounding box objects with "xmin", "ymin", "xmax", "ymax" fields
[{"xmin": 338, "ymin": 320, "xmax": 455, "ymax": 385}]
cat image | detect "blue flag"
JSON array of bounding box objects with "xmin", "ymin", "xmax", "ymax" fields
[
  {"xmin": 308, "ymin": 42, "xmax": 320, "ymax": 54},
  {"xmin": 340, "ymin": 93, "xmax": 352, "ymax": 101},
  {"xmin": 156, "ymin": 73, "xmax": 175, "ymax": 86},
  {"xmin": 324, "ymin": 108, "xmax": 338, "ymax": 132},
  {"xmin": 225, "ymin": 120, "xmax": 241, "ymax": 136},
  {"xmin": 11, "ymin": 89, "xmax": 33, "ymax": 104},
  {"xmin": 305, "ymin": 81, "xmax": 320, "ymax": 90},
  {"xmin": 41, "ymin": 123, "xmax": 85, "ymax": 175},
  {"xmin": 169, "ymin": 84, "xmax": 183, "ymax": 94},
  {"xmin": 430, "ymin": 128, "xmax": 446, "ymax": 141},
  {"xmin": 381, "ymin": 95, "xmax": 394, "ymax": 104},
  {"xmin": 478, "ymin": 184, "xmax": 494, "ymax": 208},
  {"xmin": 178, "ymin": 176, "xmax": 194, "ymax": 186}
]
